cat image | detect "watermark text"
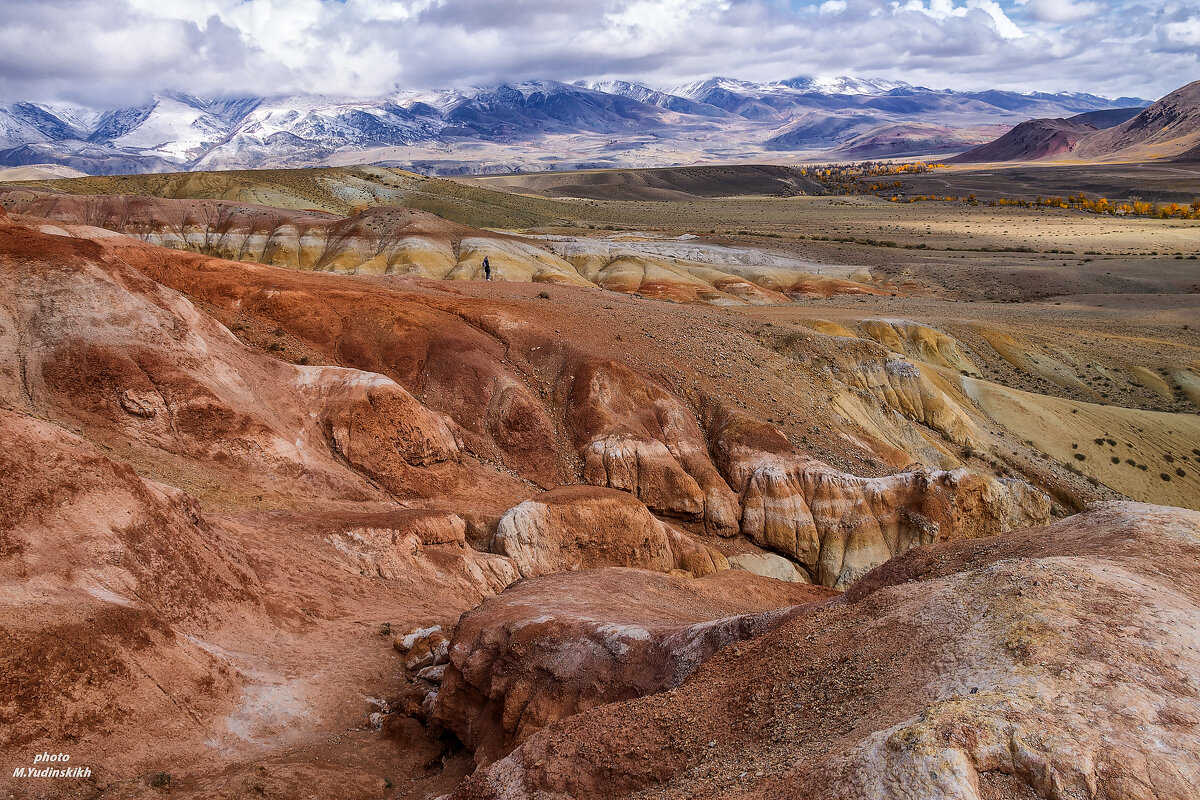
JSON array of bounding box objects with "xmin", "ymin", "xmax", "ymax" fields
[{"xmin": 11, "ymin": 752, "xmax": 92, "ymax": 779}]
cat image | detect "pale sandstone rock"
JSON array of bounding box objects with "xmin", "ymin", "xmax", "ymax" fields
[
  {"xmin": 835, "ymin": 356, "xmax": 979, "ymax": 446},
  {"xmin": 416, "ymin": 664, "xmax": 447, "ymax": 682},
  {"xmin": 707, "ymin": 403, "xmax": 1050, "ymax": 588},
  {"xmin": 567, "ymin": 358, "xmax": 740, "ymax": 535},
  {"xmin": 450, "ymin": 238, "xmax": 591, "ymax": 285},
  {"xmin": 727, "ymin": 551, "xmax": 810, "ymax": 583},
  {"xmin": 492, "ymin": 486, "xmax": 728, "ymax": 579},
  {"xmin": 860, "ymin": 319, "xmax": 981, "ymax": 376}
]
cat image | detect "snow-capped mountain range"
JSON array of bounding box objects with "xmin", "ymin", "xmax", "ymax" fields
[{"xmin": 0, "ymin": 78, "xmax": 1148, "ymax": 175}]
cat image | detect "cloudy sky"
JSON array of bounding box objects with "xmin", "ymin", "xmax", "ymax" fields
[{"xmin": 1, "ymin": 0, "xmax": 1196, "ymax": 107}]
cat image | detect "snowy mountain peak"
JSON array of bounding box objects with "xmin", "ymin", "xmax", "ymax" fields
[
  {"xmin": 780, "ymin": 75, "xmax": 912, "ymax": 95},
  {"xmin": 0, "ymin": 76, "xmax": 1150, "ymax": 176}
]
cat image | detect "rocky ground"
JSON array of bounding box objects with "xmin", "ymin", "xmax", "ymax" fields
[
  {"xmin": 451, "ymin": 503, "xmax": 1200, "ymax": 800},
  {"xmin": 1, "ymin": 167, "xmax": 1198, "ymax": 799}
]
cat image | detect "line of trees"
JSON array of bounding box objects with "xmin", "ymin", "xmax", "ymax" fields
[
  {"xmin": 801, "ymin": 161, "xmax": 944, "ymax": 194},
  {"xmin": 884, "ymin": 193, "xmax": 1200, "ymax": 220}
]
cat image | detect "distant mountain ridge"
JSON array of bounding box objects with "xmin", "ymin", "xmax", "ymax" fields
[
  {"xmin": 0, "ymin": 78, "xmax": 1150, "ymax": 175},
  {"xmin": 950, "ymin": 81, "xmax": 1200, "ymax": 164},
  {"xmin": 1067, "ymin": 108, "xmax": 1145, "ymax": 130}
]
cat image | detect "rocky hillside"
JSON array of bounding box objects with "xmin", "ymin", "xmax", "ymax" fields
[
  {"xmin": 448, "ymin": 503, "xmax": 1200, "ymax": 800},
  {"xmin": 830, "ymin": 122, "xmax": 1010, "ymax": 160},
  {"xmin": 0, "ymin": 185, "xmax": 879, "ymax": 304},
  {"xmin": 949, "ymin": 118, "xmax": 1097, "ymax": 162},
  {"xmin": 1073, "ymin": 79, "xmax": 1200, "ymax": 161}
]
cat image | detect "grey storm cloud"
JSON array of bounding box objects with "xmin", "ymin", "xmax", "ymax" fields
[{"xmin": 0, "ymin": 0, "xmax": 1195, "ymax": 106}]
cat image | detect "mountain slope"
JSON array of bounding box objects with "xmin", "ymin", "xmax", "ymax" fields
[
  {"xmin": 948, "ymin": 118, "xmax": 1098, "ymax": 163},
  {"xmin": 1068, "ymin": 107, "xmax": 1144, "ymax": 129},
  {"xmin": 579, "ymin": 80, "xmax": 731, "ymax": 118},
  {"xmin": 1072, "ymin": 80, "xmax": 1200, "ymax": 161}
]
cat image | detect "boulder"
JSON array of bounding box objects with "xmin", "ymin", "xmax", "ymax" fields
[
  {"xmin": 492, "ymin": 486, "xmax": 728, "ymax": 578},
  {"xmin": 394, "ymin": 625, "xmax": 451, "ymax": 671},
  {"xmin": 431, "ymin": 567, "xmax": 834, "ymax": 765},
  {"xmin": 727, "ymin": 552, "xmax": 810, "ymax": 583}
]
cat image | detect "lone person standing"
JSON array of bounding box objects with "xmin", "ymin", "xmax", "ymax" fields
[{"xmin": 482, "ymin": 256, "xmax": 492, "ymax": 281}]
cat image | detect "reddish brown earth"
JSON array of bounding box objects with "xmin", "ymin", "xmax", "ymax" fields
[
  {"xmin": 0, "ymin": 200, "xmax": 1190, "ymax": 800},
  {"xmin": 949, "ymin": 118, "xmax": 1097, "ymax": 163},
  {"xmin": 450, "ymin": 503, "xmax": 1200, "ymax": 800},
  {"xmin": 430, "ymin": 568, "xmax": 834, "ymax": 765}
]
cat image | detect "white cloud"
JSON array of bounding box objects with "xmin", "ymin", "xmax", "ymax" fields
[
  {"xmin": 904, "ymin": 0, "xmax": 1024, "ymax": 39},
  {"xmin": 1018, "ymin": 0, "xmax": 1103, "ymax": 23},
  {"xmin": 969, "ymin": 0, "xmax": 1025, "ymax": 38},
  {"xmin": 1162, "ymin": 17, "xmax": 1200, "ymax": 47},
  {"xmin": 0, "ymin": 0, "xmax": 1194, "ymax": 107}
]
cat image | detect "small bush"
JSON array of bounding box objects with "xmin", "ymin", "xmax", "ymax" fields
[{"xmin": 537, "ymin": 290, "xmax": 551, "ymax": 299}]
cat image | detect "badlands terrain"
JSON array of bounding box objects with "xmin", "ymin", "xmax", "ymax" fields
[{"xmin": 1, "ymin": 154, "xmax": 1198, "ymax": 800}]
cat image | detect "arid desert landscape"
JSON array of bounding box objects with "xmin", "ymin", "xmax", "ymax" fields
[{"xmin": 2, "ymin": 129, "xmax": 1198, "ymax": 799}]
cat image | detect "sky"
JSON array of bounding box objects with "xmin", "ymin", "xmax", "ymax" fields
[{"xmin": 0, "ymin": 0, "xmax": 1196, "ymax": 107}]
